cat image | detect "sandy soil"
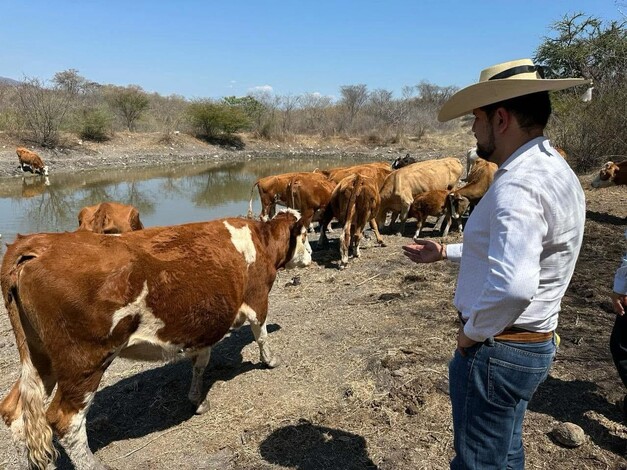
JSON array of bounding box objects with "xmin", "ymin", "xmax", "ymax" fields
[{"xmin": 0, "ymin": 131, "xmax": 626, "ymax": 469}]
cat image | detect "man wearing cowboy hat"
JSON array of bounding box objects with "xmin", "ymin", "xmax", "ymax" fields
[{"xmin": 403, "ymin": 58, "xmax": 591, "ymax": 469}]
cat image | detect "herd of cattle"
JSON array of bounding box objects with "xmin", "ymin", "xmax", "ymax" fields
[{"xmin": 1, "ymin": 146, "xmax": 626, "ymax": 470}]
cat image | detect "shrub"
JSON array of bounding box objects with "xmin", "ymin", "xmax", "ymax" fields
[{"xmin": 80, "ymin": 108, "xmax": 112, "ymax": 142}]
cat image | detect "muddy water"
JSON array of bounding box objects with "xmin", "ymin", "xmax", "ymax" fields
[{"xmin": 0, "ymin": 155, "xmax": 370, "ymax": 245}]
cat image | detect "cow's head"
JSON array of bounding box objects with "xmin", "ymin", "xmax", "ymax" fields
[
  {"xmin": 448, "ymin": 192, "xmax": 470, "ymax": 219},
  {"xmin": 392, "ymin": 153, "xmax": 417, "ymax": 170},
  {"xmin": 591, "ymin": 161, "xmax": 619, "ymax": 188},
  {"xmin": 274, "ymin": 209, "xmax": 312, "ymax": 269},
  {"xmin": 41, "ymin": 165, "xmax": 49, "ymax": 176}
]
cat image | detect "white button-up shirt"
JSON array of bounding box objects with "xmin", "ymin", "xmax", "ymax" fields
[
  {"xmin": 614, "ymin": 229, "xmax": 627, "ymax": 295},
  {"xmin": 446, "ymin": 137, "xmax": 586, "ymax": 342}
]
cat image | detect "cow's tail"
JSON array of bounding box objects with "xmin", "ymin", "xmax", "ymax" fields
[
  {"xmin": 343, "ymin": 175, "xmax": 361, "ymax": 232},
  {"xmin": 247, "ymin": 181, "xmax": 259, "ymax": 218},
  {"xmin": 3, "ymin": 258, "xmax": 56, "ymax": 469}
]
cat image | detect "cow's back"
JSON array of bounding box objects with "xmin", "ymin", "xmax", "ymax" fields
[{"xmin": 380, "ymin": 157, "xmax": 463, "ymax": 203}]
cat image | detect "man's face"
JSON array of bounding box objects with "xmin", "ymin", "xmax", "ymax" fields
[{"xmin": 472, "ymin": 109, "xmax": 496, "ymax": 162}]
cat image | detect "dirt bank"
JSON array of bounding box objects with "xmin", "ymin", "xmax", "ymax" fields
[{"xmin": 0, "ymin": 131, "xmax": 626, "ymax": 469}]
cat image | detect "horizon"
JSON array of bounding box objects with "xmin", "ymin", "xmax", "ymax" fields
[{"xmin": 1, "ymin": 1, "xmax": 624, "ymax": 101}]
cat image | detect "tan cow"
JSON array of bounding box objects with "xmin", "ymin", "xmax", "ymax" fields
[
  {"xmin": 286, "ymin": 172, "xmax": 337, "ymax": 230},
  {"xmin": 591, "ymin": 160, "xmax": 627, "ymax": 188},
  {"xmin": 16, "ymin": 147, "xmax": 49, "ymax": 176},
  {"xmin": 318, "ymin": 162, "xmax": 392, "ymax": 190},
  {"xmin": 77, "ymin": 201, "xmax": 144, "ymax": 233},
  {"xmin": 448, "ymin": 157, "xmax": 498, "ymax": 218},
  {"xmin": 0, "ymin": 209, "xmax": 311, "ymax": 470},
  {"xmin": 317, "ymin": 174, "xmax": 386, "ymax": 267},
  {"xmin": 377, "ymin": 157, "xmax": 463, "ymax": 236},
  {"xmin": 247, "ymin": 171, "xmax": 313, "ymax": 220}
]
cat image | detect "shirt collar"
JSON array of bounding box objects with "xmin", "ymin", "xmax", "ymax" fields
[{"xmin": 495, "ymin": 136, "xmax": 549, "ymax": 177}]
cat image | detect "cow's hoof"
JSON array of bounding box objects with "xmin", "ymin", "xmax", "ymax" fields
[
  {"xmin": 263, "ymin": 356, "xmax": 281, "ymax": 368},
  {"xmin": 379, "ymin": 242, "xmax": 387, "ymax": 248},
  {"xmin": 195, "ymin": 400, "xmax": 211, "ymax": 415}
]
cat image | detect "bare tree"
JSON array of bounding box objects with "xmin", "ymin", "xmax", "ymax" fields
[
  {"xmin": 339, "ymin": 84, "xmax": 369, "ymax": 131},
  {"xmin": 279, "ymin": 94, "xmax": 301, "ymax": 134},
  {"xmin": 299, "ymin": 92, "xmax": 333, "ymax": 133},
  {"xmin": 15, "ymin": 77, "xmax": 73, "ymax": 147},
  {"xmin": 150, "ymin": 93, "xmax": 188, "ymax": 140}
]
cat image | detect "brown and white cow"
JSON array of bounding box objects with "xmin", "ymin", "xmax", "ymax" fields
[
  {"xmin": 0, "ymin": 210, "xmax": 311, "ymax": 470},
  {"xmin": 247, "ymin": 171, "xmax": 313, "ymax": 220},
  {"xmin": 377, "ymin": 157, "xmax": 463, "ymax": 236},
  {"xmin": 286, "ymin": 172, "xmax": 337, "ymax": 230},
  {"xmin": 317, "ymin": 174, "xmax": 386, "ymax": 267},
  {"xmin": 16, "ymin": 147, "xmax": 49, "ymax": 176},
  {"xmin": 408, "ymin": 189, "xmax": 470, "ymax": 239},
  {"xmin": 77, "ymin": 201, "xmax": 144, "ymax": 234},
  {"xmin": 591, "ymin": 160, "xmax": 627, "ymax": 188}
]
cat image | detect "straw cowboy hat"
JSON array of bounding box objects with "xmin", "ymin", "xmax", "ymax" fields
[{"xmin": 438, "ymin": 58, "xmax": 592, "ymax": 122}]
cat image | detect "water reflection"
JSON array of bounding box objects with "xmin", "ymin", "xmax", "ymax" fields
[{"xmin": 0, "ymin": 155, "xmax": 376, "ymax": 244}]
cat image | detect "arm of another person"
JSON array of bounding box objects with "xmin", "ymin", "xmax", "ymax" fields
[{"xmin": 613, "ymin": 236, "xmax": 627, "ymax": 315}]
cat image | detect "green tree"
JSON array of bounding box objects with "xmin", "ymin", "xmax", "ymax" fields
[
  {"xmin": 187, "ymin": 99, "xmax": 249, "ymax": 137},
  {"xmin": 535, "ymin": 13, "xmax": 627, "ymax": 171},
  {"xmin": 107, "ymin": 85, "xmax": 150, "ymax": 131}
]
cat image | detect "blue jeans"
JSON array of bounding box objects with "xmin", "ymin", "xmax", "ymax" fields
[{"xmin": 449, "ymin": 337, "xmax": 556, "ymax": 470}]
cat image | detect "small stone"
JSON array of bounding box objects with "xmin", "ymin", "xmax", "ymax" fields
[{"xmin": 551, "ymin": 422, "xmax": 586, "ymax": 447}]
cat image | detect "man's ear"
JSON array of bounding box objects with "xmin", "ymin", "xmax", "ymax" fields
[{"xmin": 494, "ymin": 107, "xmax": 511, "ymax": 134}]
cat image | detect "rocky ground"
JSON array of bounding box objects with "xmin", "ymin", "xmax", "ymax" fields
[{"xmin": 0, "ymin": 131, "xmax": 626, "ymax": 469}]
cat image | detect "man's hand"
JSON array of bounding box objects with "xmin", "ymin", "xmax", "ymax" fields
[
  {"xmin": 612, "ymin": 291, "xmax": 627, "ymax": 316},
  {"xmin": 402, "ymin": 239, "xmax": 446, "ymax": 264},
  {"xmin": 457, "ymin": 327, "xmax": 478, "ymax": 356}
]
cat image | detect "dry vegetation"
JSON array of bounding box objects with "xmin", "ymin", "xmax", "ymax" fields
[{"xmin": 0, "ymin": 129, "xmax": 626, "ymax": 469}]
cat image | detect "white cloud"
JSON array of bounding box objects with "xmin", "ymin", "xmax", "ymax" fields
[{"xmin": 248, "ymin": 85, "xmax": 273, "ymax": 94}]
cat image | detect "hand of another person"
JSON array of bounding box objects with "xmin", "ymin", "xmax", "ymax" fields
[
  {"xmin": 612, "ymin": 291, "xmax": 627, "ymax": 316},
  {"xmin": 457, "ymin": 327, "xmax": 478, "ymax": 356},
  {"xmin": 402, "ymin": 239, "xmax": 445, "ymax": 264}
]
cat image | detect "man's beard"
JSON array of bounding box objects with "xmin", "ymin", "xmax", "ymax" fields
[{"xmin": 476, "ymin": 126, "xmax": 496, "ymax": 162}]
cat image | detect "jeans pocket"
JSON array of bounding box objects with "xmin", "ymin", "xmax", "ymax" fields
[{"xmin": 488, "ymin": 357, "xmax": 548, "ymax": 407}]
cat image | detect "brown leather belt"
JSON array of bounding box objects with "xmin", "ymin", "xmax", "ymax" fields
[
  {"xmin": 493, "ymin": 329, "xmax": 554, "ymax": 343},
  {"xmin": 457, "ymin": 313, "xmax": 553, "ymax": 343}
]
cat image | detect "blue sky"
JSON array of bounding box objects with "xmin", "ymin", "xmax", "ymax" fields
[{"xmin": 1, "ymin": 1, "xmax": 623, "ymax": 100}]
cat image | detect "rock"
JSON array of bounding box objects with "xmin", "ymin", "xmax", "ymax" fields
[{"xmin": 551, "ymin": 422, "xmax": 586, "ymax": 447}]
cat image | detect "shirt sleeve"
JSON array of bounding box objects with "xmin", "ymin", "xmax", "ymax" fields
[
  {"xmin": 463, "ymin": 178, "xmax": 548, "ymax": 342},
  {"xmin": 446, "ymin": 243, "xmax": 463, "ymax": 262},
  {"xmin": 615, "ymin": 261, "xmax": 627, "ymax": 294}
]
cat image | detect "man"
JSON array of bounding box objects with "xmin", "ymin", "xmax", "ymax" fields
[
  {"xmin": 402, "ymin": 58, "xmax": 591, "ymax": 469},
  {"xmin": 610, "ymin": 229, "xmax": 627, "ymax": 419}
]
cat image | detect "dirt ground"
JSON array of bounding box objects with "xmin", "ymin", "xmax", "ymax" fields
[{"xmin": 0, "ymin": 131, "xmax": 626, "ymax": 469}]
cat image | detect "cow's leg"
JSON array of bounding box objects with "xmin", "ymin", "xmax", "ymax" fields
[
  {"xmin": 368, "ymin": 218, "xmax": 387, "ymax": 247},
  {"xmin": 188, "ymin": 348, "xmax": 212, "ymax": 415},
  {"xmin": 413, "ymin": 218, "xmax": 423, "ymax": 240},
  {"xmin": 48, "ymin": 372, "xmax": 107, "ymax": 470},
  {"xmin": 238, "ymin": 303, "xmax": 279, "ymax": 368},
  {"xmin": 353, "ymin": 226, "xmax": 363, "ymax": 259},
  {"xmin": 339, "ymin": 222, "xmax": 352, "ymax": 268},
  {"xmin": 398, "ymin": 204, "xmax": 410, "ymax": 236},
  {"xmin": 1, "ymin": 381, "xmax": 30, "ymax": 469},
  {"xmin": 1, "ymin": 348, "xmax": 57, "ymax": 469}
]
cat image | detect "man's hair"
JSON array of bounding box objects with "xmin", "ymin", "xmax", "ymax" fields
[{"xmin": 481, "ymin": 91, "xmax": 552, "ymax": 130}]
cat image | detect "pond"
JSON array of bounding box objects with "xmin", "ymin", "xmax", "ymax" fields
[{"xmin": 0, "ymin": 155, "xmax": 374, "ymax": 245}]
